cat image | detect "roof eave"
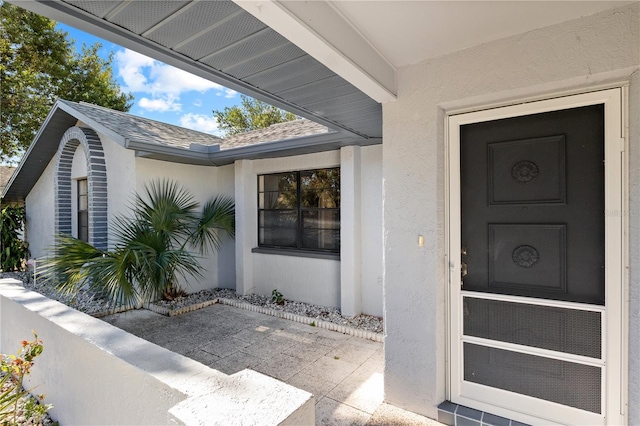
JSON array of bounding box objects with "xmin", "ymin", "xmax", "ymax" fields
[
  {"xmin": 126, "ymin": 131, "xmax": 381, "ymax": 167},
  {"xmin": 2, "ymin": 101, "xmax": 78, "ymax": 203}
]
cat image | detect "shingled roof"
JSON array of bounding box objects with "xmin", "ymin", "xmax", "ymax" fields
[
  {"xmin": 59, "ymin": 100, "xmax": 223, "ymax": 149},
  {"xmin": 220, "ymin": 119, "xmax": 328, "ymax": 149},
  {"xmin": 0, "ymin": 166, "xmax": 15, "ymax": 194}
]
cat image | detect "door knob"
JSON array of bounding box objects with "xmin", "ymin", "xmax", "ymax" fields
[{"xmin": 461, "ymin": 261, "xmax": 468, "ymax": 278}]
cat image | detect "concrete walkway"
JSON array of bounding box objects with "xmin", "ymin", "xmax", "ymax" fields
[{"xmin": 102, "ymin": 303, "xmax": 441, "ymax": 425}]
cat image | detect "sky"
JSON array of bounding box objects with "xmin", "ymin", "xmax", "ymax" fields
[{"xmin": 58, "ymin": 23, "xmax": 243, "ymax": 137}]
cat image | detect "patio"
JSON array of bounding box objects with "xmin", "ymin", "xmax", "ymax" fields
[{"xmin": 102, "ymin": 303, "xmax": 440, "ymax": 425}]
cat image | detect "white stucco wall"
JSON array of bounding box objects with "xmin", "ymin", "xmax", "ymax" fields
[
  {"xmin": 360, "ymin": 145, "xmax": 383, "ymax": 317},
  {"xmin": 235, "ymin": 148, "xmax": 383, "ymax": 315},
  {"xmin": 216, "ymin": 164, "xmax": 237, "ymax": 288},
  {"xmin": 25, "ymin": 158, "xmax": 56, "ymax": 259},
  {"xmin": 382, "ymin": 2, "xmax": 640, "ymax": 420},
  {"xmin": 135, "ymin": 157, "xmax": 232, "ymax": 292}
]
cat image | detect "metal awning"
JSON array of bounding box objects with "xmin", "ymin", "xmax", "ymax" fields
[{"xmin": 15, "ymin": 0, "xmax": 382, "ymax": 140}]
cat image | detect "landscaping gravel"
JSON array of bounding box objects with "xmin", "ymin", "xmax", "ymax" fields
[
  {"xmin": 0, "ymin": 271, "xmax": 384, "ymax": 333},
  {"xmin": 0, "ymin": 375, "xmax": 56, "ymax": 426}
]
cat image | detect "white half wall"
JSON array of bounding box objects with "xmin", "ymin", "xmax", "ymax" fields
[
  {"xmin": 0, "ymin": 280, "xmax": 314, "ymax": 425},
  {"xmin": 382, "ymin": 3, "xmax": 640, "ymax": 420}
]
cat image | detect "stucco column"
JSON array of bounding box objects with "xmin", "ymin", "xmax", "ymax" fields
[
  {"xmin": 340, "ymin": 146, "xmax": 362, "ymax": 316},
  {"xmin": 235, "ymin": 159, "xmax": 255, "ymax": 295}
]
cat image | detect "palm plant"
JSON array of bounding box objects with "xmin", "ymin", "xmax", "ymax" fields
[{"xmin": 42, "ymin": 180, "xmax": 235, "ymax": 307}]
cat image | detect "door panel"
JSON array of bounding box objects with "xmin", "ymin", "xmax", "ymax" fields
[{"xmin": 460, "ymin": 104, "xmax": 605, "ymax": 305}]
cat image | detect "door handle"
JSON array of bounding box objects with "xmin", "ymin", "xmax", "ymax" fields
[{"xmin": 461, "ymin": 261, "xmax": 468, "ymax": 278}]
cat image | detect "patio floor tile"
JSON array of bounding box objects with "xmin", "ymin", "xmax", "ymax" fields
[
  {"xmin": 286, "ymin": 371, "xmax": 338, "ymax": 402},
  {"xmin": 283, "ymin": 341, "xmax": 333, "ymax": 362},
  {"xmin": 209, "ymin": 351, "xmax": 262, "ymax": 375},
  {"xmin": 102, "ymin": 303, "xmax": 444, "ymax": 425},
  {"xmin": 316, "ymin": 397, "xmax": 371, "ymax": 426},
  {"xmin": 252, "ymin": 352, "xmax": 308, "ymax": 381},
  {"xmin": 301, "ymin": 355, "xmax": 360, "ymax": 385}
]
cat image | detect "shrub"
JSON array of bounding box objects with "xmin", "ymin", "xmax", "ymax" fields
[
  {"xmin": 0, "ymin": 332, "xmax": 53, "ymax": 424},
  {"xmin": 0, "ymin": 204, "xmax": 29, "ymax": 272},
  {"xmin": 43, "ymin": 180, "xmax": 235, "ymax": 307}
]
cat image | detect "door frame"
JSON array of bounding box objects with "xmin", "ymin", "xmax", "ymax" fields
[{"xmin": 445, "ymin": 88, "xmax": 627, "ymax": 425}]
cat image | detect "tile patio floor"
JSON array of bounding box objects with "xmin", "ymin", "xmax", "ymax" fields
[{"xmin": 102, "ymin": 303, "xmax": 442, "ymax": 425}]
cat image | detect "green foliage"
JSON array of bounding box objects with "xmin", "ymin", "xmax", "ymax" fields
[
  {"xmin": 42, "ymin": 180, "xmax": 235, "ymax": 307},
  {"xmin": 0, "ymin": 2, "xmax": 133, "ymax": 162},
  {"xmin": 271, "ymin": 289, "xmax": 284, "ymax": 305},
  {"xmin": 310, "ymin": 321, "xmax": 316, "ymax": 327},
  {"xmin": 213, "ymin": 95, "xmax": 297, "ymax": 136},
  {"xmin": 0, "ymin": 332, "xmax": 52, "ymax": 425},
  {"xmin": 0, "ymin": 204, "xmax": 29, "ymax": 272}
]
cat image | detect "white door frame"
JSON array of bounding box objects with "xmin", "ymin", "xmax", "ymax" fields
[{"xmin": 446, "ymin": 88, "xmax": 626, "ymax": 425}]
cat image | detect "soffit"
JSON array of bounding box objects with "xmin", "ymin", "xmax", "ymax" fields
[
  {"xmin": 17, "ymin": 0, "xmax": 382, "ymax": 139},
  {"xmin": 330, "ymin": 1, "xmax": 636, "ymax": 68}
]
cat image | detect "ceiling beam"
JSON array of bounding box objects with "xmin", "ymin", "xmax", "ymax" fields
[{"xmin": 234, "ymin": 0, "xmax": 397, "ymax": 103}]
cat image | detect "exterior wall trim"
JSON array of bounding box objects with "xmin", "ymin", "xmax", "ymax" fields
[{"xmin": 54, "ymin": 126, "xmax": 108, "ymax": 250}]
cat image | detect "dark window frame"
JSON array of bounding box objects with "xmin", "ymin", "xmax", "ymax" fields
[
  {"xmin": 257, "ymin": 168, "xmax": 340, "ymax": 254},
  {"xmin": 77, "ymin": 178, "xmax": 89, "ymax": 243}
]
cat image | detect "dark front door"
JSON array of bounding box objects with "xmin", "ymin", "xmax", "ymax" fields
[
  {"xmin": 458, "ymin": 104, "xmax": 606, "ymax": 417},
  {"xmin": 461, "ymin": 104, "xmax": 605, "ymax": 304}
]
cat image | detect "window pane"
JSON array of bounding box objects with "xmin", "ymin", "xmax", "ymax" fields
[
  {"xmin": 302, "ymin": 229, "xmax": 340, "ymax": 251},
  {"xmin": 302, "ymin": 210, "xmax": 340, "ymax": 230},
  {"xmin": 259, "ymin": 190, "xmax": 297, "ymax": 209},
  {"xmin": 78, "ymin": 211, "xmax": 89, "ymax": 242},
  {"xmin": 301, "ymin": 189, "xmax": 339, "ymax": 208},
  {"xmin": 259, "ymin": 227, "xmax": 297, "ymax": 247},
  {"xmin": 258, "ymin": 168, "xmax": 340, "ymax": 252},
  {"xmin": 263, "ymin": 173, "xmax": 296, "ymax": 192},
  {"xmin": 78, "ymin": 179, "xmax": 88, "ymax": 195},
  {"xmin": 78, "ymin": 179, "xmax": 88, "ymax": 211},
  {"xmin": 259, "ymin": 210, "xmax": 297, "ymax": 229}
]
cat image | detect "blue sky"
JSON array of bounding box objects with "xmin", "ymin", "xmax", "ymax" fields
[{"xmin": 58, "ymin": 23, "xmax": 242, "ymax": 136}]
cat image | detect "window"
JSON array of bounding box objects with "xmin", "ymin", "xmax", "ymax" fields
[
  {"xmin": 258, "ymin": 168, "xmax": 340, "ymax": 253},
  {"xmin": 77, "ymin": 178, "xmax": 88, "ymax": 242}
]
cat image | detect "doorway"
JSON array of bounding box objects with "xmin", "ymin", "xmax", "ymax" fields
[{"xmin": 447, "ymin": 89, "xmax": 625, "ymax": 425}]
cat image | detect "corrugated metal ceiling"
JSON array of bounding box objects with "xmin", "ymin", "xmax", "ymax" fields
[{"xmin": 54, "ymin": 0, "xmax": 382, "ymax": 139}]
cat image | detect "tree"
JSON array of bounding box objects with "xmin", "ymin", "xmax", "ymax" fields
[
  {"xmin": 0, "ymin": 2, "xmax": 133, "ymax": 162},
  {"xmin": 0, "ymin": 204, "xmax": 29, "ymax": 271},
  {"xmin": 213, "ymin": 94, "xmax": 296, "ymax": 136},
  {"xmin": 42, "ymin": 180, "xmax": 235, "ymax": 306}
]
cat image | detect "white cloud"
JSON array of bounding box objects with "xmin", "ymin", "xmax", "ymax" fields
[
  {"xmin": 224, "ymin": 89, "xmax": 237, "ymax": 99},
  {"xmin": 138, "ymin": 97, "xmax": 181, "ymax": 112},
  {"xmin": 179, "ymin": 113, "xmax": 220, "ymax": 135},
  {"xmin": 149, "ymin": 65, "xmax": 222, "ymax": 96},
  {"xmin": 115, "ymin": 49, "xmax": 155, "ymax": 93},
  {"xmin": 115, "ymin": 48, "xmax": 227, "ymax": 113}
]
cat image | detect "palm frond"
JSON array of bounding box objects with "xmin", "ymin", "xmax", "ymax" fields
[{"xmin": 191, "ymin": 195, "xmax": 235, "ymax": 254}]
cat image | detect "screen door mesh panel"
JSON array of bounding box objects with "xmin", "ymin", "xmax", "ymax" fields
[
  {"xmin": 463, "ymin": 297, "xmax": 601, "ymax": 358},
  {"xmin": 464, "ymin": 343, "xmax": 601, "ymax": 413}
]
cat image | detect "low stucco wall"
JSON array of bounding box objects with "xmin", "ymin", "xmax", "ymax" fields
[{"xmin": 0, "ymin": 279, "xmax": 314, "ymax": 425}]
